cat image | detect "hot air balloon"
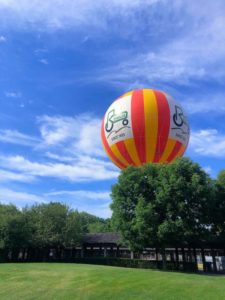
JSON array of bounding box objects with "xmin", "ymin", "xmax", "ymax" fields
[{"xmin": 101, "ymin": 89, "xmax": 190, "ymax": 169}]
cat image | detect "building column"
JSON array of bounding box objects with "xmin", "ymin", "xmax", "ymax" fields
[
  {"xmin": 81, "ymin": 246, "xmax": 84, "ymax": 258},
  {"xmin": 131, "ymin": 251, "xmax": 134, "ymax": 260},
  {"xmin": 211, "ymin": 248, "xmax": 217, "ymax": 273},
  {"xmin": 201, "ymin": 248, "xmax": 206, "ymax": 272},
  {"xmin": 104, "ymin": 247, "xmax": 107, "ymax": 258},
  {"xmin": 155, "ymin": 248, "xmax": 159, "ymax": 262},
  {"xmin": 116, "ymin": 246, "xmax": 119, "ymax": 258}
]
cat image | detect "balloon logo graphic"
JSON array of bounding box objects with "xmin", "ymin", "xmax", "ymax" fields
[{"xmin": 101, "ymin": 89, "xmax": 190, "ymax": 169}]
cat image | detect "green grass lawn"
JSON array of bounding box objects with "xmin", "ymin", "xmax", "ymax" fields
[{"xmin": 0, "ymin": 263, "xmax": 225, "ymax": 300}]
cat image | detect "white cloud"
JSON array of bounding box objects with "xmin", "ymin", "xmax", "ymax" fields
[
  {"xmin": 39, "ymin": 59, "xmax": 48, "ymax": 65},
  {"xmin": 0, "ymin": 35, "xmax": 6, "ymax": 42},
  {"xmin": 45, "ymin": 152, "xmax": 116, "ymax": 169},
  {"xmin": 203, "ymin": 166, "xmax": 213, "ymax": 176},
  {"xmin": 34, "ymin": 48, "xmax": 48, "ymax": 55},
  {"xmin": 1, "ymin": 0, "xmax": 225, "ymax": 86},
  {"xmin": 190, "ymin": 129, "xmax": 225, "ymax": 157},
  {"xmin": 0, "ymin": 187, "xmax": 47, "ymax": 205},
  {"xmin": 0, "ymin": 0, "xmax": 160, "ymax": 31},
  {"xmin": 98, "ymin": 22, "xmax": 225, "ymax": 86},
  {"xmin": 0, "ymin": 169, "xmax": 35, "ymax": 182},
  {"xmin": 38, "ymin": 114, "xmax": 105, "ymax": 157},
  {"xmin": 90, "ymin": 0, "xmax": 225, "ymax": 86},
  {"xmin": 0, "ymin": 154, "xmax": 118, "ymax": 182},
  {"xmin": 0, "ymin": 113, "xmax": 118, "ymax": 183},
  {"xmin": 0, "ymin": 114, "xmax": 107, "ymax": 157},
  {"xmin": 44, "ymin": 152, "xmax": 76, "ymax": 162},
  {"xmin": 5, "ymin": 91, "xmax": 21, "ymax": 98},
  {"xmin": 46, "ymin": 190, "xmax": 110, "ymax": 200},
  {"xmin": 184, "ymin": 94, "xmax": 225, "ymax": 115},
  {"xmin": 0, "ymin": 186, "xmax": 112, "ymax": 217},
  {"xmin": 38, "ymin": 115, "xmax": 76, "ymax": 145},
  {"xmin": 0, "ymin": 129, "xmax": 39, "ymax": 146}
]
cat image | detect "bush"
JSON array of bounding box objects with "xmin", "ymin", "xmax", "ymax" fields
[
  {"xmin": 0, "ymin": 249, "xmax": 7, "ymax": 263},
  {"xmin": 70, "ymin": 257, "xmax": 197, "ymax": 272}
]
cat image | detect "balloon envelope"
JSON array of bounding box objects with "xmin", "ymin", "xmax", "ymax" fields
[{"xmin": 101, "ymin": 89, "xmax": 190, "ymax": 169}]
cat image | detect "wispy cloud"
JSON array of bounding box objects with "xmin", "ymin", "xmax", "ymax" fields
[
  {"xmin": 184, "ymin": 94, "xmax": 225, "ymax": 115},
  {"xmin": 0, "ymin": 186, "xmax": 111, "ymax": 217},
  {"xmin": 38, "ymin": 114, "xmax": 104, "ymax": 157},
  {"xmin": 0, "ymin": 129, "xmax": 39, "ymax": 146},
  {"xmin": 1, "ymin": 1, "xmax": 225, "ymax": 87},
  {"xmin": 0, "ymin": 187, "xmax": 47, "ymax": 206},
  {"xmin": 190, "ymin": 129, "xmax": 225, "ymax": 157},
  {"xmin": 46, "ymin": 189, "xmax": 111, "ymax": 217},
  {"xmin": 39, "ymin": 59, "xmax": 48, "ymax": 65},
  {"xmin": 34, "ymin": 48, "xmax": 48, "ymax": 55},
  {"xmin": 5, "ymin": 91, "xmax": 22, "ymax": 98},
  {"xmin": 0, "ymin": 35, "xmax": 6, "ymax": 42},
  {"xmin": 0, "ymin": 113, "xmax": 104, "ymax": 157},
  {"xmin": 89, "ymin": 1, "xmax": 225, "ymax": 87},
  {"xmin": 46, "ymin": 190, "xmax": 110, "ymax": 200},
  {"xmin": 97, "ymin": 21, "xmax": 225, "ymax": 87},
  {"xmin": 0, "ymin": 154, "xmax": 118, "ymax": 182},
  {"xmin": 0, "ymin": 0, "xmax": 160, "ymax": 31},
  {"xmin": 203, "ymin": 166, "xmax": 213, "ymax": 176},
  {"xmin": 0, "ymin": 169, "xmax": 35, "ymax": 182},
  {"xmin": 0, "ymin": 113, "xmax": 118, "ymax": 183}
]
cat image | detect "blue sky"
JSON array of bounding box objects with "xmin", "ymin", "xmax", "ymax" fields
[{"xmin": 0, "ymin": 0, "xmax": 225, "ymax": 217}]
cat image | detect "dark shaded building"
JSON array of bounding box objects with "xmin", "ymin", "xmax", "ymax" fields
[{"xmin": 81, "ymin": 232, "xmax": 126, "ymax": 258}]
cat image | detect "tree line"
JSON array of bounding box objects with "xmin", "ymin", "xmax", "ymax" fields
[
  {"xmin": 1, "ymin": 157, "xmax": 225, "ymax": 264},
  {"xmin": 0, "ymin": 202, "xmax": 111, "ymax": 261}
]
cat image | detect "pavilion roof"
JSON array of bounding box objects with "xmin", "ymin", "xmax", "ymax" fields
[{"xmin": 82, "ymin": 232, "xmax": 121, "ymax": 245}]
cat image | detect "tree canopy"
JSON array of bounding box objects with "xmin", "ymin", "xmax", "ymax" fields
[
  {"xmin": 0, "ymin": 202, "xmax": 111, "ymax": 259},
  {"xmin": 111, "ymin": 158, "xmax": 220, "ymax": 251}
]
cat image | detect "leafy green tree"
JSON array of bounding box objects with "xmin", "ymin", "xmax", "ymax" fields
[
  {"xmin": 0, "ymin": 204, "xmax": 19, "ymax": 250},
  {"xmin": 4, "ymin": 213, "xmax": 32, "ymax": 250},
  {"xmin": 111, "ymin": 164, "xmax": 159, "ymax": 250},
  {"xmin": 79, "ymin": 212, "xmax": 112, "ymax": 233},
  {"xmin": 64, "ymin": 210, "xmax": 83, "ymax": 247},
  {"xmin": 25, "ymin": 202, "xmax": 69, "ymax": 249},
  {"xmin": 213, "ymin": 170, "xmax": 225, "ymax": 246},
  {"xmin": 157, "ymin": 158, "xmax": 214, "ymax": 248},
  {"xmin": 88, "ymin": 219, "xmax": 111, "ymax": 233},
  {"xmin": 0, "ymin": 201, "xmax": 113, "ymax": 260},
  {"xmin": 111, "ymin": 158, "xmax": 214, "ymax": 254},
  {"xmin": 0, "ymin": 204, "xmax": 33, "ymax": 260}
]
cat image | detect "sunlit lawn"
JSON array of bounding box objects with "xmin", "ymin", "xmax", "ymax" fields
[{"xmin": 0, "ymin": 263, "xmax": 225, "ymax": 300}]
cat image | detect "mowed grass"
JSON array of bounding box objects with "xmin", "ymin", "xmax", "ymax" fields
[{"xmin": 0, "ymin": 263, "xmax": 225, "ymax": 300}]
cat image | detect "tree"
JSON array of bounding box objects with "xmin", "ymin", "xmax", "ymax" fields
[
  {"xmin": 64, "ymin": 210, "xmax": 83, "ymax": 247},
  {"xmin": 111, "ymin": 158, "xmax": 214, "ymax": 260},
  {"xmin": 0, "ymin": 204, "xmax": 33, "ymax": 260},
  {"xmin": 212, "ymin": 170, "xmax": 225, "ymax": 247},
  {"xmin": 79, "ymin": 212, "xmax": 112, "ymax": 233},
  {"xmin": 156, "ymin": 158, "xmax": 214, "ymax": 248},
  {"xmin": 87, "ymin": 219, "xmax": 111, "ymax": 233},
  {"xmin": 25, "ymin": 202, "xmax": 69, "ymax": 249},
  {"xmin": 0, "ymin": 204, "xmax": 19, "ymax": 250},
  {"xmin": 0, "ymin": 202, "xmax": 113, "ymax": 261},
  {"xmin": 111, "ymin": 164, "xmax": 160, "ymax": 250},
  {"xmin": 4, "ymin": 213, "xmax": 32, "ymax": 257}
]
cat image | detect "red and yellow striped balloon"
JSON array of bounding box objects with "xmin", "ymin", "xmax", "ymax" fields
[{"xmin": 101, "ymin": 89, "xmax": 190, "ymax": 169}]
